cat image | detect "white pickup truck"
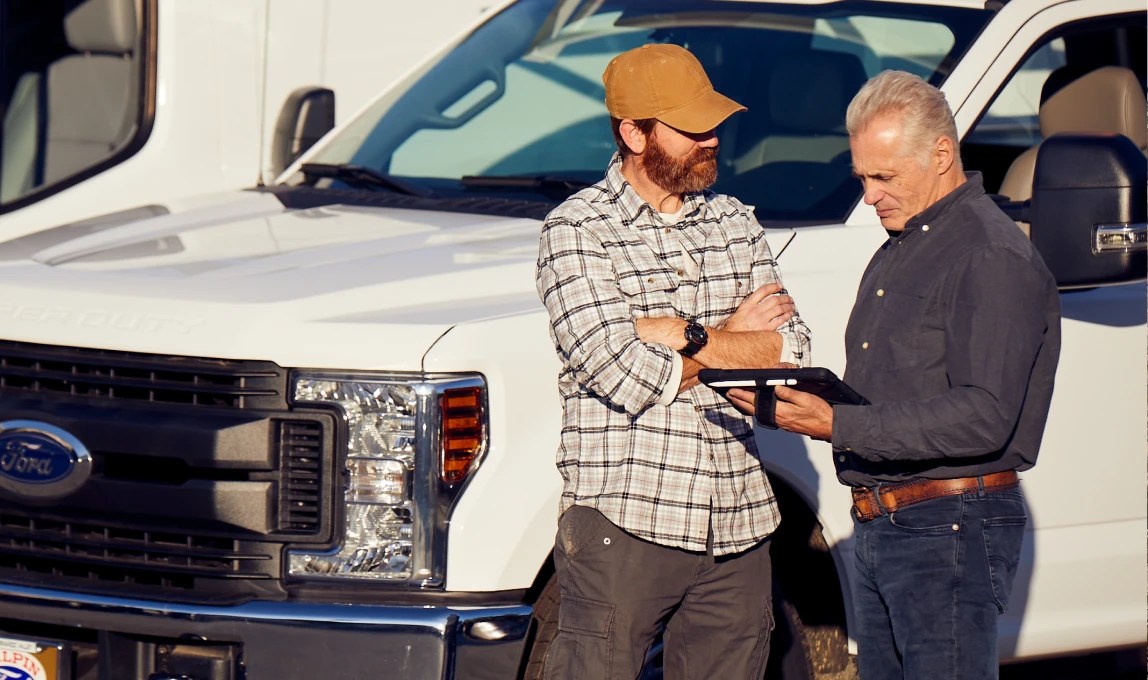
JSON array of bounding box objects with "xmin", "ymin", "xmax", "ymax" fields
[{"xmin": 0, "ymin": 1, "xmax": 1142, "ymax": 678}]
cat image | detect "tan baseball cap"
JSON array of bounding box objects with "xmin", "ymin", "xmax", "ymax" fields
[{"xmin": 603, "ymin": 43, "xmax": 746, "ymax": 134}]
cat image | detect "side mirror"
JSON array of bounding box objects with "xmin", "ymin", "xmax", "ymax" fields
[
  {"xmin": 1029, "ymin": 132, "xmax": 1146, "ymax": 289},
  {"xmin": 270, "ymin": 87, "xmax": 336, "ymax": 177}
]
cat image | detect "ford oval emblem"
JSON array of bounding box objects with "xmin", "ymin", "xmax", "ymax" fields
[{"xmin": 0, "ymin": 420, "xmax": 92, "ymax": 501}]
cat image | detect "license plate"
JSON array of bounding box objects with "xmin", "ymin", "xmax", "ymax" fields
[{"xmin": 0, "ymin": 636, "xmax": 61, "ymax": 680}]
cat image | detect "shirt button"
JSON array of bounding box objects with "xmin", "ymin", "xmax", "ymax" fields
[
  {"xmin": 664, "ymin": 227, "xmax": 671, "ymax": 233},
  {"xmin": 675, "ymin": 269, "xmax": 683, "ymax": 276},
  {"xmin": 861, "ymin": 341, "xmax": 870, "ymax": 349},
  {"xmin": 647, "ymin": 277, "xmax": 654, "ymax": 283},
  {"xmin": 736, "ymin": 281, "xmax": 743, "ymax": 289},
  {"xmin": 922, "ymin": 224, "xmax": 930, "ymax": 232},
  {"xmin": 876, "ymin": 289, "xmax": 884, "ymax": 297},
  {"xmin": 838, "ymin": 455, "xmax": 846, "ymax": 462}
]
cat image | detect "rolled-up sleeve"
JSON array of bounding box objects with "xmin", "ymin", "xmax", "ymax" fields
[
  {"xmin": 746, "ymin": 210, "xmax": 812, "ymax": 367},
  {"xmin": 537, "ymin": 214, "xmax": 676, "ymax": 416},
  {"xmin": 833, "ymin": 246, "xmax": 1049, "ymax": 461}
]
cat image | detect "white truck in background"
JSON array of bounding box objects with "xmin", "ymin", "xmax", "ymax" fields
[
  {"xmin": 0, "ymin": 1, "xmax": 1142, "ymax": 679},
  {"xmin": 0, "ymin": 0, "xmax": 489, "ymax": 238}
]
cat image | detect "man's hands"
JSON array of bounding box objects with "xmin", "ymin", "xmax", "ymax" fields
[
  {"xmin": 634, "ymin": 281, "xmax": 829, "ymax": 439},
  {"xmin": 772, "ymin": 386, "xmax": 833, "ymax": 441},
  {"xmin": 724, "ymin": 283, "xmax": 795, "ymax": 332},
  {"xmin": 633, "ymin": 283, "xmax": 795, "ymax": 352},
  {"xmin": 725, "ymin": 387, "xmax": 757, "ymax": 415},
  {"xmin": 723, "ymin": 367, "xmax": 833, "ymax": 442},
  {"xmin": 723, "ymin": 360, "xmax": 793, "ymax": 417},
  {"xmin": 633, "ymin": 283, "xmax": 794, "ymax": 348},
  {"xmin": 633, "ymin": 283, "xmax": 798, "ymax": 394}
]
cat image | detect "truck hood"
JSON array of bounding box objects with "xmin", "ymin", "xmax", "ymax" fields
[{"xmin": 0, "ymin": 192, "xmax": 546, "ymax": 369}]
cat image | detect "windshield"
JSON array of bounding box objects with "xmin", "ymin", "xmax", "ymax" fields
[{"xmin": 294, "ymin": 0, "xmax": 991, "ymax": 224}]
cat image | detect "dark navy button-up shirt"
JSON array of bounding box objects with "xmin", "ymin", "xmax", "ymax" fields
[{"xmin": 832, "ymin": 172, "xmax": 1061, "ymax": 486}]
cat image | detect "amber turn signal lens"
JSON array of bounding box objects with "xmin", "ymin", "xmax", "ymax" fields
[{"xmin": 440, "ymin": 387, "xmax": 485, "ymax": 484}]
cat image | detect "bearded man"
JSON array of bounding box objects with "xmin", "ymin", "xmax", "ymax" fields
[{"xmin": 535, "ymin": 43, "xmax": 811, "ymax": 680}]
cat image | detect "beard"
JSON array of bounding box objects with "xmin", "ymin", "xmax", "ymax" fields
[{"xmin": 641, "ymin": 137, "xmax": 719, "ymax": 194}]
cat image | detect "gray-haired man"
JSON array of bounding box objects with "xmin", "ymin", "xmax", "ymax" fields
[{"xmin": 730, "ymin": 70, "xmax": 1062, "ymax": 680}]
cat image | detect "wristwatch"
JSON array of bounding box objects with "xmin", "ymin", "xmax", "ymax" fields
[{"xmin": 681, "ymin": 321, "xmax": 708, "ymax": 358}]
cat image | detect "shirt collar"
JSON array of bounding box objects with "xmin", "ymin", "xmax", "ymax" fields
[
  {"xmin": 603, "ymin": 152, "xmax": 709, "ymax": 227},
  {"xmin": 902, "ymin": 171, "xmax": 986, "ymax": 235}
]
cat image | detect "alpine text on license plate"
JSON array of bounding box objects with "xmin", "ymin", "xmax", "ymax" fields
[{"xmin": 0, "ymin": 636, "xmax": 62, "ymax": 680}]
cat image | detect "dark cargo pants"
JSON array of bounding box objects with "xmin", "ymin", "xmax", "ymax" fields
[{"xmin": 543, "ymin": 505, "xmax": 774, "ymax": 680}]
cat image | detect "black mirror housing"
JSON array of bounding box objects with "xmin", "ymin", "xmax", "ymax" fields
[
  {"xmin": 1029, "ymin": 132, "xmax": 1146, "ymax": 289},
  {"xmin": 271, "ymin": 87, "xmax": 336, "ymax": 177}
]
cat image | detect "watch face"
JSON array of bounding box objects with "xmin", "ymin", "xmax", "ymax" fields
[{"xmin": 685, "ymin": 322, "xmax": 708, "ymax": 344}]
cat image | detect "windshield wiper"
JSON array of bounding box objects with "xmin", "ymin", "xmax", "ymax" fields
[
  {"xmin": 461, "ymin": 174, "xmax": 593, "ymax": 192},
  {"xmin": 301, "ymin": 163, "xmax": 434, "ymax": 198}
]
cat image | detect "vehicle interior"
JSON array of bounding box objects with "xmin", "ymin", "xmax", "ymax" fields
[
  {"xmin": 0, "ymin": 0, "xmax": 147, "ymax": 206},
  {"xmin": 306, "ymin": 0, "xmax": 991, "ymax": 225},
  {"xmin": 293, "ymin": 1, "xmax": 1145, "ymax": 232},
  {"xmin": 962, "ymin": 16, "xmax": 1146, "ymax": 205}
]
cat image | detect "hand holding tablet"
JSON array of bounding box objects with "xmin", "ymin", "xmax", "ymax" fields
[{"xmin": 698, "ymin": 367, "xmax": 867, "ymax": 429}]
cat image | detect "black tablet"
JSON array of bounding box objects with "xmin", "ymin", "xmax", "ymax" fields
[
  {"xmin": 698, "ymin": 367, "xmax": 868, "ymax": 406},
  {"xmin": 698, "ymin": 367, "xmax": 868, "ymax": 429}
]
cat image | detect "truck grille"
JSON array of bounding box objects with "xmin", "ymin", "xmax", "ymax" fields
[
  {"xmin": 0, "ymin": 340, "xmax": 286, "ymax": 410},
  {"xmin": 279, "ymin": 419, "xmax": 324, "ymax": 533},
  {"xmin": 0, "ymin": 341, "xmax": 339, "ymax": 602},
  {"xmin": 0, "ymin": 512, "xmax": 269, "ymax": 587}
]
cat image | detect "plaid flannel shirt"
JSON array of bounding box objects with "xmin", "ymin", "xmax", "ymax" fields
[{"xmin": 536, "ymin": 154, "xmax": 812, "ymax": 555}]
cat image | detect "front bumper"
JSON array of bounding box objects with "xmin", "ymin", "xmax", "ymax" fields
[{"xmin": 0, "ymin": 584, "xmax": 532, "ymax": 679}]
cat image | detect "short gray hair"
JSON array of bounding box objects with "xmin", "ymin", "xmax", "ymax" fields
[{"xmin": 846, "ymin": 70, "xmax": 959, "ymax": 166}]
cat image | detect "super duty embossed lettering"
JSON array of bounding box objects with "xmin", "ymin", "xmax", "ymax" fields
[{"xmin": 0, "ymin": 304, "xmax": 204, "ymax": 334}]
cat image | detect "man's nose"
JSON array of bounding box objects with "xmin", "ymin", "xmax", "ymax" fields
[{"xmin": 862, "ymin": 182, "xmax": 882, "ymax": 206}]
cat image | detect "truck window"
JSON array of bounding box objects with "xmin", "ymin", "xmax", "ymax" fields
[
  {"xmin": 973, "ymin": 39, "xmax": 1067, "ymax": 150},
  {"xmin": 963, "ymin": 14, "xmax": 1146, "ymax": 195},
  {"xmin": 0, "ymin": 0, "xmax": 153, "ymax": 209},
  {"xmin": 299, "ymin": 0, "xmax": 992, "ymax": 225},
  {"xmin": 811, "ymin": 15, "xmax": 956, "ymax": 79}
]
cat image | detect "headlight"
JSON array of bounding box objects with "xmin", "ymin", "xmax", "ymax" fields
[{"xmin": 286, "ymin": 373, "xmax": 486, "ymax": 585}]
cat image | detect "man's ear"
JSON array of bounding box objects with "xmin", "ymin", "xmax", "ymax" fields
[
  {"xmin": 934, "ymin": 135, "xmax": 956, "ymax": 175},
  {"xmin": 620, "ymin": 119, "xmax": 648, "ymax": 155}
]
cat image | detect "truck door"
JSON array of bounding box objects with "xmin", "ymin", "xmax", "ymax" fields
[{"xmin": 956, "ymin": 0, "xmax": 1146, "ymax": 657}]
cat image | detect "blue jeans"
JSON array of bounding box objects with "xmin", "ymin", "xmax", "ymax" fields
[{"xmin": 852, "ymin": 486, "xmax": 1028, "ymax": 680}]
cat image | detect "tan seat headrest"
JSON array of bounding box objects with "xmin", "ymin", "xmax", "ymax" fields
[{"xmin": 1040, "ymin": 66, "xmax": 1147, "ymax": 149}]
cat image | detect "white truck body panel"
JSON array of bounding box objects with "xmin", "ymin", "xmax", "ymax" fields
[{"xmin": 0, "ymin": 200, "xmax": 555, "ymax": 370}]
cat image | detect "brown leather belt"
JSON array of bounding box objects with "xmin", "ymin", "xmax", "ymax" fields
[{"xmin": 851, "ymin": 470, "xmax": 1019, "ymax": 523}]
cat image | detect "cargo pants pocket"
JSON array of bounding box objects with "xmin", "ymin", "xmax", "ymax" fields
[{"xmin": 544, "ymin": 594, "xmax": 616, "ymax": 679}]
